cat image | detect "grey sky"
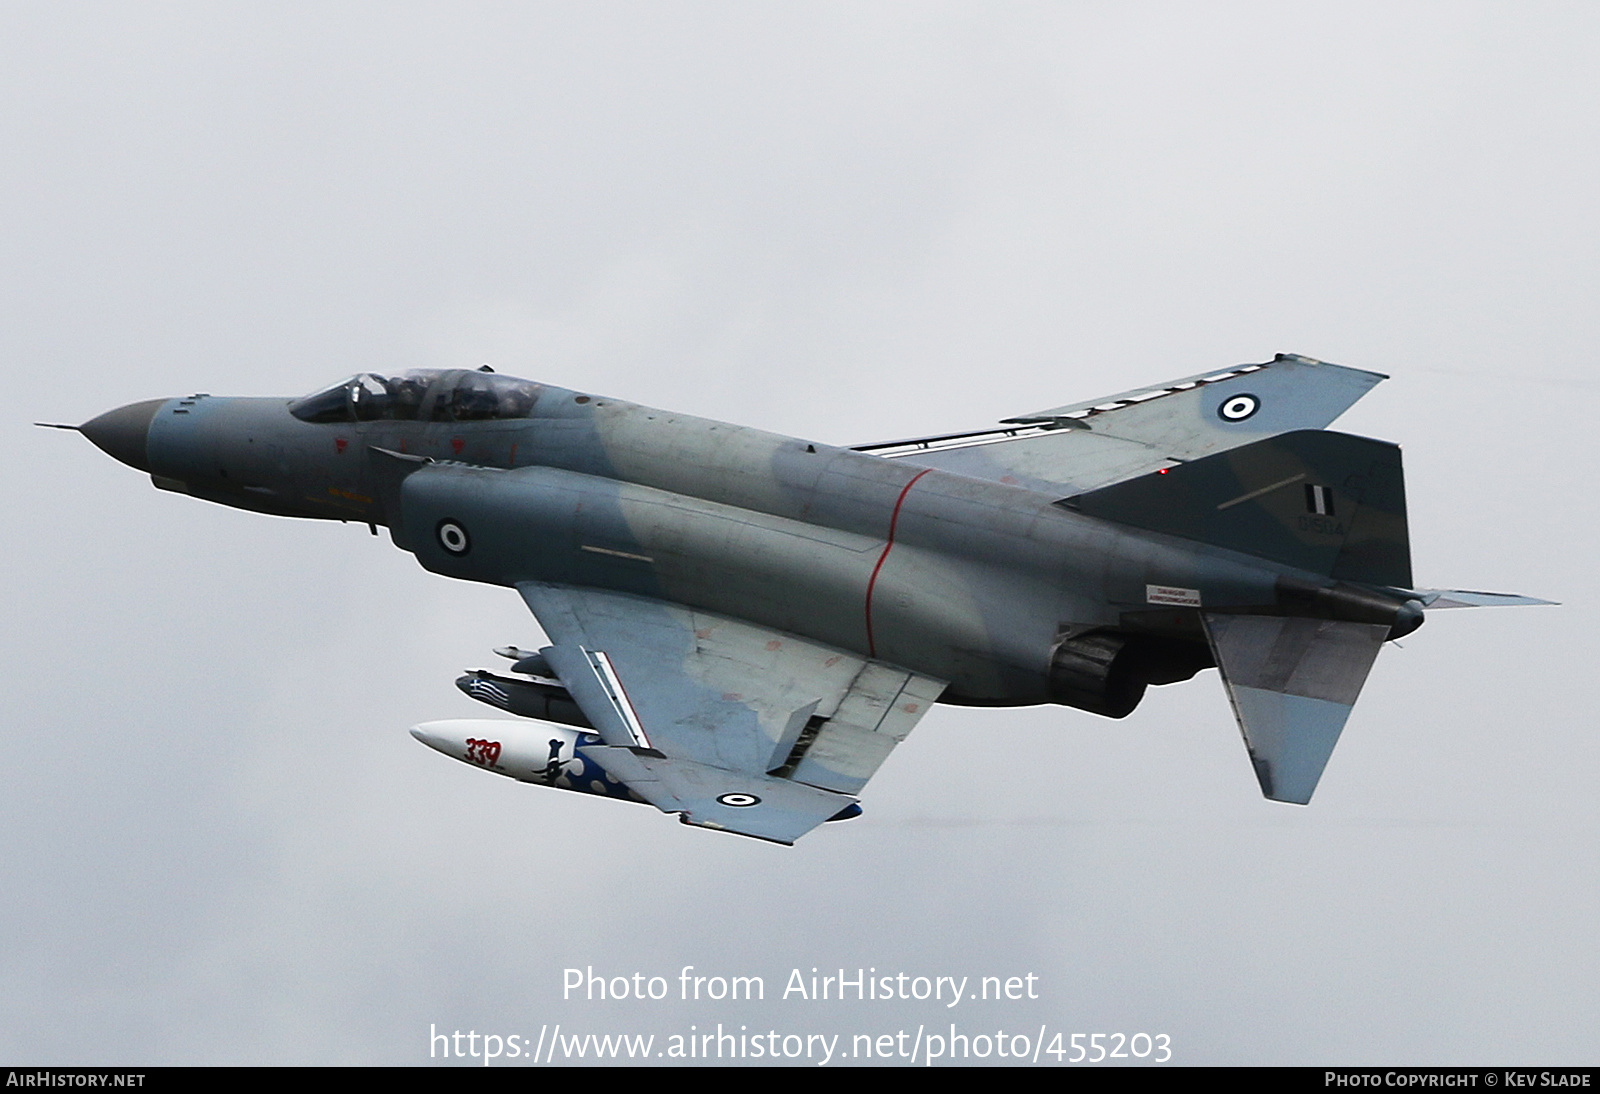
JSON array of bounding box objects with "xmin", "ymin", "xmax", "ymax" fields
[{"xmin": 2, "ymin": 2, "xmax": 1594, "ymax": 1064}]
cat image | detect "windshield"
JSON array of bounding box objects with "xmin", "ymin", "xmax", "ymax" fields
[{"xmin": 289, "ymin": 370, "xmax": 543, "ymax": 423}]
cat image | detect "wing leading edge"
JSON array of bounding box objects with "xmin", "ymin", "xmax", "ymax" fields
[{"xmin": 517, "ymin": 583, "xmax": 946, "ymax": 843}]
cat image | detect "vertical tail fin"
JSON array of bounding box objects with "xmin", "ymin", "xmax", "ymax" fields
[
  {"xmin": 1064, "ymin": 430, "xmax": 1413, "ymax": 802},
  {"xmin": 1066, "ymin": 429, "xmax": 1411, "ymax": 587}
]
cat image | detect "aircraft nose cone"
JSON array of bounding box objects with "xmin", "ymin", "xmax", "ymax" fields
[{"xmin": 79, "ymin": 399, "xmax": 165, "ymax": 472}]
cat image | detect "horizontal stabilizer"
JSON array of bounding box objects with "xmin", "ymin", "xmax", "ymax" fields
[
  {"xmin": 1067, "ymin": 429, "xmax": 1412, "ymax": 588},
  {"xmin": 1414, "ymin": 589, "xmax": 1557, "ymax": 609},
  {"xmin": 1203, "ymin": 613, "xmax": 1389, "ymax": 804}
]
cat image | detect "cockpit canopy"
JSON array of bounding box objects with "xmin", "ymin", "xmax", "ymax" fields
[{"xmin": 289, "ymin": 369, "xmax": 543, "ymax": 423}]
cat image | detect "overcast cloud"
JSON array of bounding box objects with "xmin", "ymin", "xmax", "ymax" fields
[{"xmin": 2, "ymin": 2, "xmax": 1595, "ymax": 1065}]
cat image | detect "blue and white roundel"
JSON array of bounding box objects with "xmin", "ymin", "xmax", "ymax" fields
[
  {"xmin": 436, "ymin": 519, "xmax": 471, "ymax": 555},
  {"xmin": 1217, "ymin": 393, "xmax": 1260, "ymax": 422}
]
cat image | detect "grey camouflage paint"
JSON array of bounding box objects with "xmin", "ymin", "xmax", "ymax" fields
[{"xmin": 72, "ymin": 356, "xmax": 1541, "ymax": 839}]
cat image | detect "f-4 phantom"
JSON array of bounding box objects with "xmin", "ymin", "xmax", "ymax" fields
[{"xmin": 58, "ymin": 354, "xmax": 1548, "ymax": 843}]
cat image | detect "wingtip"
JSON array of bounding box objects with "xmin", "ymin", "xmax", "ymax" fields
[{"xmin": 1273, "ymin": 353, "xmax": 1390, "ymax": 382}]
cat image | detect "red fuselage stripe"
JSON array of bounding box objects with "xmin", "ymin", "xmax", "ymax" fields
[{"xmin": 864, "ymin": 468, "xmax": 933, "ymax": 658}]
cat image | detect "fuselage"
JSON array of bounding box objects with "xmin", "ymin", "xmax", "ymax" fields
[{"xmin": 104, "ymin": 369, "xmax": 1315, "ymax": 705}]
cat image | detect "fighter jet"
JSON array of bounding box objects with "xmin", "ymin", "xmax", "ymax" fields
[{"xmin": 56, "ymin": 354, "xmax": 1548, "ymax": 843}]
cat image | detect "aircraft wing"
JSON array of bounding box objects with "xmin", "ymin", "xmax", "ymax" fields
[
  {"xmin": 516, "ymin": 582, "xmax": 947, "ymax": 844},
  {"xmin": 853, "ymin": 353, "xmax": 1387, "ymax": 494}
]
